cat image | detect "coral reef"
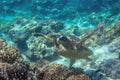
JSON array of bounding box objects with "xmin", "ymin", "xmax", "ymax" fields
[
  {"xmin": 31, "ymin": 19, "xmax": 64, "ymax": 34},
  {"xmin": 0, "ymin": 62, "xmax": 7, "ymax": 80},
  {"xmin": 84, "ymin": 69, "xmax": 108, "ymax": 80},
  {"xmin": 98, "ymin": 58, "xmax": 120, "ymax": 79},
  {"xmin": 0, "ymin": 39, "xmax": 22, "ymax": 63},
  {"xmin": 8, "ymin": 18, "xmax": 64, "ymax": 52},
  {"xmin": 0, "ymin": 1, "xmax": 120, "ymax": 80},
  {"xmin": 0, "ymin": 59, "xmax": 91, "ymax": 80},
  {"xmin": 26, "ymin": 20, "xmax": 64, "ymax": 61},
  {"xmin": 108, "ymin": 39, "xmax": 120, "ymax": 53},
  {"xmin": 103, "ymin": 21, "xmax": 120, "ymax": 43},
  {"xmin": 86, "ymin": 21, "xmax": 120, "ymax": 46},
  {"xmin": 40, "ymin": 64, "xmax": 74, "ymax": 80},
  {"xmin": 0, "ymin": 60, "xmax": 34, "ymax": 80},
  {"xmin": 1, "ymin": 38, "xmax": 116, "ymax": 80},
  {"xmin": 37, "ymin": 63, "xmax": 90, "ymax": 80},
  {"xmin": 72, "ymin": 74, "xmax": 91, "ymax": 80},
  {"xmin": 31, "ymin": 60, "xmax": 49, "ymax": 69},
  {"xmin": 26, "ymin": 35, "xmax": 56, "ymax": 62},
  {"xmin": 0, "ymin": 39, "xmax": 91, "ymax": 80},
  {"xmin": 5, "ymin": 60, "xmax": 30, "ymax": 80},
  {"xmin": 8, "ymin": 18, "xmax": 35, "ymax": 52}
]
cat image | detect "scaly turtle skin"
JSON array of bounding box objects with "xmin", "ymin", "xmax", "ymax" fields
[{"xmin": 33, "ymin": 22, "xmax": 103, "ymax": 67}]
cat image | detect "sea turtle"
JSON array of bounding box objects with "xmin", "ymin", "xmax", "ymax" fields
[{"xmin": 33, "ymin": 22, "xmax": 103, "ymax": 67}]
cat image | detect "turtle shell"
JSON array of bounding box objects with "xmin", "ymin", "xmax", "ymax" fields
[
  {"xmin": 56, "ymin": 43, "xmax": 93, "ymax": 59},
  {"xmin": 58, "ymin": 35, "xmax": 81, "ymax": 49},
  {"xmin": 55, "ymin": 35, "xmax": 93, "ymax": 59},
  {"xmin": 66, "ymin": 35, "xmax": 81, "ymax": 46}
]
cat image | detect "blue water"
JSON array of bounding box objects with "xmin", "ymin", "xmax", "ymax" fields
[{"xmin": 0, "ymin": 0, "xmax": 120, "ymax": 80}]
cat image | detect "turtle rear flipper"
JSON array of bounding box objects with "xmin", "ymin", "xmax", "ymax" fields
[{"xmin": 69, "ymin": 59, "xmax": 75, "ymax": 68}]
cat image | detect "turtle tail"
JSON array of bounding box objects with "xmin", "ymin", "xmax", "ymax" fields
[{"xmin": 78, "ymin": 22, "xmax": 104, "ymax": 45}]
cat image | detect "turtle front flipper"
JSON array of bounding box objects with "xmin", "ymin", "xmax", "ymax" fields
[
  {"xmin": 33, "ymin": 33, "xmax": 54, "ymax": 43},
  {"xmin": 78, "ymin": 22, "xmax": 104, "ymax": 46}
]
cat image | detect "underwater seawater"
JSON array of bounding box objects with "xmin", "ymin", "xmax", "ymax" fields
[{"xmin": 0, "ymin": 0, "xmax": 120, "ymax": 80}]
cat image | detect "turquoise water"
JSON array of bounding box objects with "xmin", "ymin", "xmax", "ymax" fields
[{"xmin": 0, "ymin": 0, "xmax": 120, "ymax": 80}]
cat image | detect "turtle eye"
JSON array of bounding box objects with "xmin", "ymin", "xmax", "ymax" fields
[{"xmin": 59, "ymin": 36, "xmax": 68, "ymax": 42}]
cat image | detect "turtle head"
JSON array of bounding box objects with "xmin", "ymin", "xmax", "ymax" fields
[
  {"xmin": 59, "ymin": 35, "xmax": 69, "ymax": 43},
  {"xmin": 49, "ymin": 35, "xmax": 65, "ymax": 49}
]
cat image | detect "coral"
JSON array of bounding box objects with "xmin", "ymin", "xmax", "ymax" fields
[
  {"xmin": 31, "ymin": 19, "xmax": 64, "ymax": 34},
  {"xmin": 30, "ymin": 60, "xmax": 88, "ymax": 80},
  {"xmin": 0, "ymin": 39, "xmax": 22, "ymax": 63},
  {"xmin": 49, "ymin": 20, "xmax": 64, "ymax": 32},
  {"xmin": 8, "ymin": 18, "xmax": 34, "ymax": 52},
  {"xmin": 26, "ymin": 36, "xmax": 55, "ymax": 62},
  {"xmin": 87, "ymin": 21, "xmax": 120, "ymax": 46},
  {"xmin": 84, "ymin": 69, "xmax": 108, "ymax": 80},
  {"xmin": 0, "ymin": 59, "xmax": 90, "ymax": 80},
  {"xmin": 67, "ymin": 74, "xmax": 91, "ymax": 80},
  {"xmin": 0, "ymin": 60, "xmax": 44, "ymax": 80},
  {"xmin": 108, "ymin": 39, "xmax": 120, "ymax": 53},
  {"xmin": 104, "ymin": 22, "xmax": 120, "ymax": 42},
  {"xmin": 5, "ymin": 60, "xmax": 30, "ymax": 80},
  {"xmin": 0, "ymin": 62, "xmax": 7, "ymax": 80},
  {"xmin": 0, "ymin": 60, "xmax": 33, "ymax": 80},
  {"xmin": 26, "ymin": 20, "xmax": 65, "ymax": 61},
  {"xmin": 37, "ymin": 63, "xmax": 89, "ymax": 80},
  {"xmin": 31, "ymin": 62, "xmax": 86, "ymax": 80},
  {"xmin": 0, "ymin": 51, "xmax": 91, "ymax": 80},
  {"xmin": 29, "ymin": 60, "xmax": 50, "ymax": 80},
  {"xmin": 8, "ymin": 18, "xmax": 64, "ymax": 53},
  {"xmin": 40, "ymin": 64, "xmax": 75, "ymax": 80},
  {"xmin": 32, "ymin": 60, "xmax": 49, "ymax": 69},
  {"xmin": 98, "ymin": 58, "xmax": 120, "ymax": 79}
]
